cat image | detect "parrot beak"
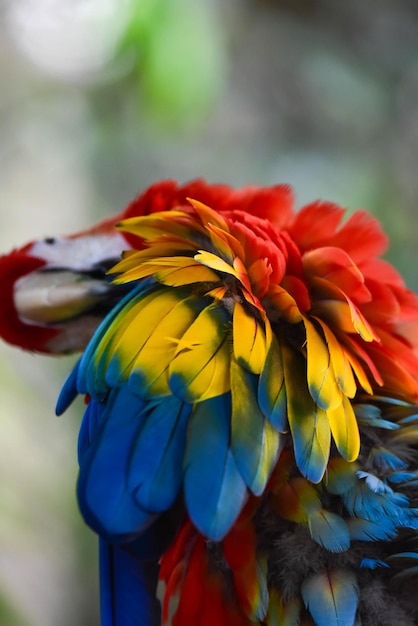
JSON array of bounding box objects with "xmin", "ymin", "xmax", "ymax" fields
[
  {"xmin": 11, "ymin": 261, "xmax": 133, "ymax": 354},
  {"xmin": 0, "ymin": 230, "xmax": 132, "ymax": 354},
  {"xmin": 14, "ymin": 267, "xmax": 127, "ymax": 325}
]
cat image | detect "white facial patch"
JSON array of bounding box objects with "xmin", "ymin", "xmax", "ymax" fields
[{"xmin": 29, "ymin": 232, "xmax": 129, "ymax": 271}]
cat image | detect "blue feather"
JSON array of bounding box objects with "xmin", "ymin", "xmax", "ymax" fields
[
  {"xmin": 387, "ymin": 470, "xmax": 418, "ymax": 484},
  {"xmin": 78, "ymin": 398, "xmax": 106, "ymax": 460},
  {"xmin": 55, "ymin": 359, "xmax": 81, "ymax": 415},
  {"xmin": 308, "ymin": 510, "xmax": 350, "ymax": 553},
  {"xmin": 301, "ymin": 568, "xmax": 358, "ymax": 626},
  {"xmin": 353, "ymin": 403, "xmax": 382, "ymax": 420},
  {"xmin": 360, "ymin": 558, "xmax": 389, "ymax": 570},
  {"xmin": 354, "ymin": 403, "xmax": 399, "ymax": 430},
  {"xmin": 356, "ymin": 471, "xmax": 393, "ymax": 494},
  {"xmin": 402, "ymin": 509, "xmax": 418, "ymax": 529},
  {"xmin": 183, "ymin": 394, "xmax": 247, "ymax": 540},
  {"xmin": 99, "ymin": 539, "xmax": 160, "ymax": 626},
  {"xmin": 398, "ymin": 413, "xmax": 418, "ymax": 425},
  {"xmin": 77, "ymin": 387, "xmax": 157, "ymax": 542},
  {"xmin": 128, "ymin": 397, "xmax": 191, "ymax": 512},
  {"xmin": 368, "ymin": 446, "xmax": 407, "ymax": 471},
  {"xmin": 387, "ymin": 551, "xmax": 418, "ymax": 562},
  {"xmin": 347, "ymin": 518, "xmax": 397, "ymax": 542},
  {"xmin": 370, "ymin": 396, "xmax": 411, "ymax": 406},
  {"xmin": 343, "ymin": 478, "xmax": 411, "ymax": 527}
]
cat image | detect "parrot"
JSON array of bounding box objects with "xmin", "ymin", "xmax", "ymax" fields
[{"xmin": 2, "ymin": 179, "xmax": 418, "ymax": 626}]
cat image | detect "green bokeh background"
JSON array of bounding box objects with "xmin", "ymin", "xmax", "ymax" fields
[{"xmin": 1, "ymin": 1, "xmax": 418, "ymax": 623}]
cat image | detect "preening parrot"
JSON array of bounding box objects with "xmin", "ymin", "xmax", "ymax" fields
[{"xmin": 2, "ymin": 179, "xmax": 418, "ymax": 626}]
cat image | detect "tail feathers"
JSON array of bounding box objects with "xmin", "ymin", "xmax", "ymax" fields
[
  {"xmin": 159, "ymin": 518, "xmax": 260, "ymax": 626},
  {"xmin": 99, "ymin": 539, "xmax": 160, "ymax": 626}
]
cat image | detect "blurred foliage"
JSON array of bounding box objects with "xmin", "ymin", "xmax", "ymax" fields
[
  {"xmin": 0, "ymin": 591, "xmax": 28, "ymax": 626},
  {"xmin": 117, "ymin": 0, "xmax": 226, "ymax": 127},
  {"xmin": 1, "ymin": 0, "xmax": 418, "ymax": 624}
]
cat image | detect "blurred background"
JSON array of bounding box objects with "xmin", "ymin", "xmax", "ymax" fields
[{"xmin": 1, "ymin": 0, "xmax": 418, "ymax": 623}]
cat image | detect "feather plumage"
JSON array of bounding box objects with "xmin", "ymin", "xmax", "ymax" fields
[
  {"xmin": 283, "ymin": 343, "xmax": 331, "ymax": 483},
  {"xmin": 184, "ymin": 394, "xmax": 247, "ymax": 540},
  {"xmin": 230, "ymin": 358, "xmax": 282, "ymax": 494},
  {"xmin": 301, "ymin": 569, "xmax": 359, "ymax": 626},
  {"xmin": 100, "ymin": 540, "xmax": 160, "ymax": 626},
  {"xmin": 168, "ymin": 302, "xmax": 231, "ymax": 403},
  {"xmin": 303, "ymin": 316, "xmax": 342, "ymax": 411},
  {"xmin": 257, "ymin": 330, "xmax": 287, "ymax": 431},
  {"xmin": 3, "ymin": 179, "xmax": 418, "ymax": 626}
]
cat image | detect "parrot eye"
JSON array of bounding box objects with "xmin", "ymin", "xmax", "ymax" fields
[{"xmin": 44, "ymin": 237, "xmax": 56, "ymax": 245}]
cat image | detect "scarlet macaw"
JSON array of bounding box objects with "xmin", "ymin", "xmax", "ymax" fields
[{"xmin": 2, "ymin": 179, "xmax": 418, "ymax": 625}]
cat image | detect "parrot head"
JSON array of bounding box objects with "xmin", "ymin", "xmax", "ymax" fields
[
  {"xmin": 0, "ymin": 215, "xmax": 131, "ymax": 354},
  {"xmin": 0, "ymin": 178, "xmax": 267, "ymax": 355}
]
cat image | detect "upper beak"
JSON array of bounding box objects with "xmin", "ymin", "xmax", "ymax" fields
[{"xmin": 14, "ymin": 265, "xmax": 132, "ymax": 327}]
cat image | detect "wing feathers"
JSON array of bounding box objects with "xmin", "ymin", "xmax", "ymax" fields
[
  {"xmin": 231, "ymin": 359, "xmax": 281, "ymax": 494},
  {"xmin": 184, "ymin": 395, "xmax": 247, "ymax": 540}
]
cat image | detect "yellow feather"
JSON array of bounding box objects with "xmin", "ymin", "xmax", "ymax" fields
[
  {"xmin": 116, "ymin": 210, "xmax": 205, "ymax": 241},
  {"xmin": 129, "ymin": 295, "xmax": 207, "ymax": 398},
  {"xmin": 310, "ymin": 276, "xmax": 379, "ymax": 342},
  {"xmin": 232, "ymin": 256, "xmax": 253, "ymax": 292},
  {"xmin": 93, "ymin": 294, "xmax": 146, "ymax": 379},
  {"xmin": 108, "ymin": 289, "xmax": 184, "ymax": 375},
  {"xmin": 169, "ymin": 302, "xmax": 231, "ymax": 402},
  {"xmin": 342, "ymin": 346, "xmax": 373, "ymax": 395},
  {"xmin": 303, "ymin": 317, "xmax": 342, "ymax": 411},
  {"xmin": 266, "ymin": 285, "xmax": 303, "ymax": 324},
  {"xmin": 186, "ymin": 198, "xmax": 230, "ymax": 230},
  {"xmin": 327, "ymin": 394, "xmax": 360, "ymax": 462},
  {"xmin": 109, "ymin": 252, "xmax": 145, "ymax": 276},
  {"xmin": 233, "ymin": 301, "xmax": 267, "ymax": 374},
  {"xmin": 194, "ymin": 250, "xmax": 238, "ymax": 278},
  {"xmin": 153, "ymin": 260, "xmax": 220, "ymax": 287},
  {"xmin": 110, "ymin": 241, "xmax": 200, "ymax": 275},
  {"xmin": 315, "ymin": 299, "xmax": 372, "ymax": 340},
  {"xmin": 207, "ymin": 223, "xmax": 246, "ymax": 260},
  {"xmin": 313, "ymin": 317, "xmax": 357, "ymax": 399},
  {"xmin": 112, "ymin": 257, "xmax": 220, "ymax": 286},
  {"xmin": 206, "ymin": 286, "xmax": 227, "ymax": 300}
]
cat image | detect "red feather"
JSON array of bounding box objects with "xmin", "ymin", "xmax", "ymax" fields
[{"xmin": 0, "ymin": 250, "xmax": 57, "ymax": 351}]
